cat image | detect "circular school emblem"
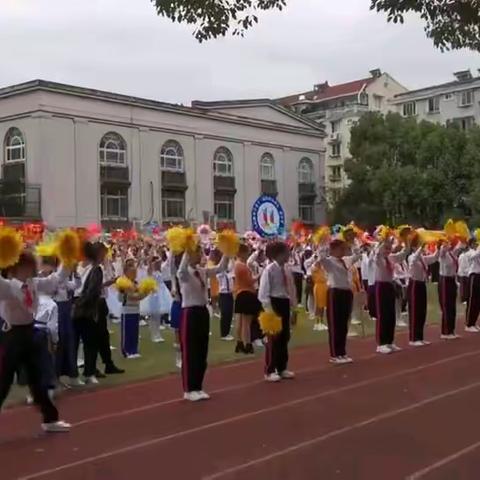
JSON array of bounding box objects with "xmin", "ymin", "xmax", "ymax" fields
[{"xmin": 251, "ymin": 195, "xmax": 285, "ymax": 238}]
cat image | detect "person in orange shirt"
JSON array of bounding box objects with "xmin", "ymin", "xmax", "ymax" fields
[
  {"xmin": 311, "ymin": 262, "xmax": 328, "ymax": 331},
  {"xmin": 207, "ymin": 249, "xmax": 221, "ymax": 318},
  {"xmin": 234, "ymin": 244, "xmax": 261, "ymax": 354}
]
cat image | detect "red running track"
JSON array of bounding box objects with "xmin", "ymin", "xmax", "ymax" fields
[{"xmin": 3, "ymin": 329, "xmax": 480, "ymax": 480}]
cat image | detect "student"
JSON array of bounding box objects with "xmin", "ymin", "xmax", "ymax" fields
[
  {"xmin": 465, "ymin": 244, "xmax": 480, "ymax": 332},
  {"xmin": 374, "ymin": 236, "xmax": 409, "ymax": 354},
  {"xmin": 438, "ymin": 240, "xmax": 462, "ymax": 339},
  {"xmin": 0, "ymin": 251, "xmax": 70, "ymax": 432},
  {"xmin": 120, "ymin": 263, "xmax": 147, "ymax": 358},
  {"xmin": 258, "ymin": 241, "xmax": 296, "ymax": 382},
  {"xmin": 318, "ymin": 239, "xmax": 360, "ymax": 364},
  {"xmin": 234, "ymin": 244, "xmax": 261, "ymax": 353},
  {"xmin": 310, "ymin": 261, "xmax": 328, "ymax": 331},
  {"xmin": 290, "ymin": 246, "xmax": 304, "ymax": 307},
  {"xmin": 458, "ymin": 240, "xmax": 475, "ymax": 304},
  {"xmin": 393, "ymin": 260, "xmax": 409, "ymax": 327},
  {"xmin": 170, "ymin": 253, "xmax": 184, "ymax": 369},
  {"xmin": 407, "ymin": 241, "xmax": 439, "ymax": 346},
  {"xmin": 177, "ymin": 245, "xmax": 228, "ymax": 401},
  {"xmin": 217, "ymin": 260, "xmax": 235, "ymax": 342}
]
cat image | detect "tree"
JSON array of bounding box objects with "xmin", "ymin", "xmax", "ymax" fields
[
  {"xmin": 330, "ymin": 112, "xmax": 476, "ymax": 228},
  {"xmin": 152, "ymin": 0, "xmax": 480, "ymax": 51}
]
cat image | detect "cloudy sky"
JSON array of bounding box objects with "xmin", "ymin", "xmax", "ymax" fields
[{"xmin": 1, "ymin": 0, "xmax": 479, "ymax": 104}]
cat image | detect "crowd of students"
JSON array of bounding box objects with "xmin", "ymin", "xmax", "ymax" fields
[{"xmin": 1, "ymin": 222, "xmax": 480, "ymax": 433}]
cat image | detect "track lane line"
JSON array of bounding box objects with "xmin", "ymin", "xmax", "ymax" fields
[{"xmin": 16, "ymin": 349, "xmax": 480, "ymax": 480}]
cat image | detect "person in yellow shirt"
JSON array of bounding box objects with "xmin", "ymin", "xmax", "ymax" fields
[{"xmin": 311, "ymin": 262, "xmax": 328, "ymax": 331}]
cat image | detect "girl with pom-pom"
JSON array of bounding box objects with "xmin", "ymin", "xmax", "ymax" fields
[
  {"xmin": 177, "ymin": 244, "xmax": 229, "ymax": 402},
  {"xmin": 258, "ymin": 241, "xmax": 297, "ymax": 383}
]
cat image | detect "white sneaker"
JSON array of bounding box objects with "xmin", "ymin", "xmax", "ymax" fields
[
  {"xmin": 253, "ymin": 339, "xmax": 264, "ymax": 348},
  {"xmin": 465, "ymin": 326, "xmax": 479, "ymax": 333},
  {"xmin": 422, "ymin": 340, "xmax": 431, "ymax": 346},
  {"xmin": 264, "ymin": 373, "xmax": 281, "ymax": 382},
  {"xmin": 341, "ymin": 356, "xmax": 354, "ymax": 364},
  {"xmin": 389, "ymin": 344, "xmax": 402, "ymax": 352},
  {"xmin": 280, "ymin": 370, "xmax": 295, "ymax": 379},
  {"xmin": 351, "ymin": 319, "xmax": 361, "ymax": 325},
  {"xmin": 371, "ymin": 317, "xmax": 377, "ymax": 322},
  {"xmin": 197, "ymin": 390, "xmax": 211, "ymax": 400},
  {"xmin": 152, "ymin": 337, "xmax": 165, "ymax": 343},
  {"xmin": 313, "ymin": 324, "xmax": 320, "ymax": 331},
  {"xmin": 409, "ymin": 341, "xmax": 425, "ymax": 347},
  {"xmin": 110, "ymin": 346, "xmax": 117, "ymax": 351},
  {"xmin": 139, "ymin": 319, "xmax": 148, "ymax": 327},
  {"xmin": 396, "ymin": 320, "xmax": 408, "ymax": 327},
  {"xmin": 84, "ymin": 376, "xmax": 99, "ymax": 385},
  {"xmin": 452, "ymin": 333, "xmax": 461, "ymax": 339},
  {"xmin": 440, "ymin": 334, "xmax": 451, "ymax": 340},
  {"xmin": 183, "ymin": 391, "xmax": 202, "ymax": 402},
  {"xmin": 221, "ymin": 335, "xmax": 234, "ymax": 341},
  {"xmin": 376, "ymin": 345, "xmax": 392, "ymax": 354},
  {"xmin": 159, "ymin": 324, "xmax": 166, "ymax": 330},
  {"xmin": 329, "ymin": 357, "xmax": 343, "ymax": 364},
  {"xmin": 126, "ymin": 354, "xmax": 142, "ymax": 359},
  {"xmin": 26, "ymin": 394, "xmax": 34, "ymax": 405},
  {"xmin": 48, "ymin": 389, "xmax": 55, "ymax": 400},
  {"xmin": 68, "ymin": 377, "xmax": 85, "ymax": 387},
  {"xmin": 41, "ymin": 420, "xmax": 71, "ymax": 433},
  {"xmin": 175, "ymin": 352, "xmax": 182, "ymax": 369},
  {"xmin": 347, "ymin": 330, "xmax": 359, "ymax": 337}
]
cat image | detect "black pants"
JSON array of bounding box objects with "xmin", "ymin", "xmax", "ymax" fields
[
  {"xmin": 292, "ymin": 272, "xmax": 303, "ymax": 306},
  {"xmin": 265, "ymin": 297, "xmax": 291, "ymax": 375},
  {"xmin": 438, "ymin": 276, "xmax": 457, "ymax": 335},
  {"xmin": 0, "ymin": 325, "xmax": 58, "ymax": 423},
  {"xmin": 96, "ymin": 298, "xmax": 114, "ymax": 369},
  {"xmin": 367, "ymin": 285, "xmax": 376, "ymax": 319},
  {"xmin": 180, "ymin": 306, "xmax": 209, "ymax": 392},
  {"xmin": 304, "ymin": 277, "xmax": 313, "ymax": 310},
  {"xmin": 73, "ymin": 315, "xmax": 98, "ymax": 378},
  {"xmin": 466, "ymin": 273, "xmax": 480, "ymax": 327},
  {"xmin": 326, "ymin": 288, "xmax": 353, "ymax": 357},
  {"xmin": 408, "ymin": 281, "xmax": 427, "ymax": 342},
  {"xmin": 375, "ymin": 282, "xmax": 396, "ymax": 346},
  {"xmin": 459, "ymin": 276, "xmax": 469, "ymax": 304},
  {"xmin": 218, "ymin": 293, "xmax": 234, "ymax": 338}
]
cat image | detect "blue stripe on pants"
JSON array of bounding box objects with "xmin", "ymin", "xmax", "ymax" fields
[{"xmin": 121, "ymin": 313, "xmax": 140, "ymax": 357}]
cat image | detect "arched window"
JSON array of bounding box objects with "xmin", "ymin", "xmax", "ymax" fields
[
  {"xmin": 4, "ymin": 127, "xmax": 25, "ymax": 163},
  {"xmin": 160, "ymin": 140, "xmax": 184, "ymax": 172},
  {"xmin": 99, "ymin": 132, "xmax": 127, "ymax": 166},
  {"xmin": 260, "ymin": 153, "xmax": 275, "ymax": 180},
  {"xmin": 298, "ymin": 157, "xmax": 313, "ymax": 184},
  {"xmin": 213, "ymin": 147, "xmax": 234, "ymax": 177}
]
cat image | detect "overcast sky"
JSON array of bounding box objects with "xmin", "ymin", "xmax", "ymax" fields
[{"xmin": 1, "ymin": 0, "xmax": 479, "ymax": 104}]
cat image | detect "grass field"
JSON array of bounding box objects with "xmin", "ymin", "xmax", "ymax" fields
[{"xmin": 6, "ymin": 285, "xmax": 450, "ymax": 407}]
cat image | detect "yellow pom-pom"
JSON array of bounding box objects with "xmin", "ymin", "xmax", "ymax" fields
[
  {"xmin": 454, "ymin": 221, "xmax": 470, "ymax": 242},
  {"xmin": 259, "ymin": 310, "xmax": 283, "ymax": 336},
  {"xmin": 377, "ymin": 225, "xmax": 392, "ymax": 242},
  {"xmin": 312, "ymin": 226, "xmax": 330, "ymax": 245},
  {"xmin": 444, "ymin": 219, "xmax": 456, "ymax": 238},
  {"xmin": 184, "ymin": 227, "xmax": 199, "ymax": 254},
  {"xmin": 115, "ymin": 276, "xmax": 134, "ymax": 293},
  {"xmin": 416, "ymin": 229, "xmax": 446, "ymax": 245},
  {"xmin": 138, "ymin": 277, "xmax": 157, "ymax": 296},
  {"xmin": 36, "ymin": 241, "xmax": 57, "ymax": 258},
  {"xmin": 0, "ymin": 227, "xmax": 23, "ymax": 269},
  {"xmin": 165, "ymin": 227, "xmax": 187, "ymax": 255},
  {"xmin": 55, "ymin": 229, "xmax": 81, "ymax": 268},
  {"xmin": 474, "ymin": 229, "xmax": 480, "ymax": 242},
  {"xmin": 216, "ymin": 229, "xmax": 240, "ymax": 257}
]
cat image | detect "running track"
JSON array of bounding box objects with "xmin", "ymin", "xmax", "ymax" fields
[{"xmin": 3, "ymin": 328, "xmax": 480, "ymax": 480}]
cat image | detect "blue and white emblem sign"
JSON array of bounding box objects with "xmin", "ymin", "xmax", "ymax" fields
[{"xmin": 251, "ymin": 195, "xmax": 285, "ymax": 238}]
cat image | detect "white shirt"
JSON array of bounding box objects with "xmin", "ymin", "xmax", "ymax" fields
[
  {"xmin": 74, "ymin": 264, "xmax": 93, "ymax": 298},
  {"xmin": 35, "ymin": 294, "xmax": 59, "ymax": 343},
  {"xmin": 217, "ymin": 262, "xmax": 235, "ymax": 294},
  {"xmin": 374, "ymin": 244, "xmax": 409, "ymax": 283},
  {"xmin": 53, "ymin": 274, "xmax": 81, "ymax": 302},
  {"xmin": 360, "ymin": 252, "xmax": 370, "ymax": 281},
  {"xmin": 458, "ymin": 249, "xmax": 474, "ymax": 277},
  {"xmin": 177, "ymin": 253, "xmax": 228, "ymax": 308},
  {"xmin": 439, "ymin": 245, "xmax": 462, "ymax": 277},
  {"xmin": 393, "ymin": 261, "xmax": 409, "ymax": 285},
  {"xmin": 318, "ymin": 252, "xmax": 360, "ymax": 290},
  {"xmin": 0, "ymin": 267, "xmax": 68, "ymax": 327},
  {"xmin": 161, "ymin": 256, "xmax": 172, "ymax": 283},
  {"xmin": 258, "ymin": 261, "xmax": 296, "ymax": 309},
  {"xmin": 467, "ymin": 249, "xmax": 480, "ymax": 275},
  {"xmin": 408, "ymin": 248, "xmax": 438, "ymax": 282}
]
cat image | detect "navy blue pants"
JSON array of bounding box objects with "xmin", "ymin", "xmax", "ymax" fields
[
  {"xmin": 56, "ymin": 300, "xmax": 76, "ymax": 378},
  {"xmin": 121, "ymin": 312, "xmax": 140, "ymax": 357}
]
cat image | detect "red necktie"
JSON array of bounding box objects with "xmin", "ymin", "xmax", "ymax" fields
[{"xmin": 22, "ymin": 284, "xmax": 33, "ymax": 309}]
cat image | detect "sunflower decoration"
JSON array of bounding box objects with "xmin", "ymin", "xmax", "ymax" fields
[
  {"xmin": 312, "ymin": 226, "xmax": 331, "ymax": 246},
  {"xmin": 115, "ymin": 276, "xmax": 135, "ymax": 293},
  {"xmin": 216, "ymin": 229, "xmax": 240, "ymax": 257},
  {"xmin": 55, "ymin": 229, "xmax": 82, "ymax": 268},
  {"xmin": 0, "ymin": 226, "xmax": 24, "ymax": 269},
  {"xmin": 259, "ymin": 310, "xmax": 283, "ymax": 336},
  {"xmin": 138, "ymin": 277, "xmax": 158, "ymax": 296}
]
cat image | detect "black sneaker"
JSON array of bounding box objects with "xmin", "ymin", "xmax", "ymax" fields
[
  {"xmin": 105, "ymin": 365, "xmax": 125, "ymax": 375},
  {"xmin": 234, "ymin": 341, "xmax": 245, "ymax": 353},
  {"xmin": 244, "ymin": 343, "xmax": 254, "ymax": 354}
]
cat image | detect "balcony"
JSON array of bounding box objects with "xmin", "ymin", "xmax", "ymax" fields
[
  {"xmin": 261, "ymin": 179, "xmax": 278, "ymax": 197},
  {"xmin": 0, "ymin": 181, "xmax": 42, "ymax": 220},
  {"xmin": 214, "ymin": 175, "xmax": 236, "ymax": 193},
  {"xmin": 100, "ymin": 165, "xmax": 131, "ymax": 185},
  {"xmin": 328, "ymin": 175, "xmax": 342, "ymax": 183},
  {"xmin": 161, "ymin": 171, "xmax": 187, "ymax": 191},
  {"xmin": 328, "ymin": 132, "xmax": 341, "ymax": 144},
  {"xmin": 298, "ymin": 182, "xmax": 317, "ymax": 199}
]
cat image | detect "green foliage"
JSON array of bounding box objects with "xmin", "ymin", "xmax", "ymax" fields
[
  {"xmin": 331, "ymin": 112, "xmax": 480, "ymax": 228},
  {"xmin": 152, "ymin": 0, "xmax": 480, "ymax": 51}
]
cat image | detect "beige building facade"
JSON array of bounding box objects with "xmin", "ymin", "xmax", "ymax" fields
[{"xmin": 0, "ymin": 81, "xmax": 325, "ymax": 231}]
